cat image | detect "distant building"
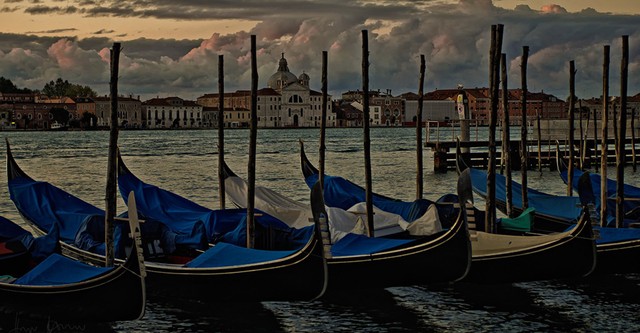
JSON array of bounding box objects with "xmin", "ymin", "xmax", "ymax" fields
[
  {"xmin": 401, "ymin": 92, "xmax": 457, "ymax": 125},
  {"xmin": 197, "ymin": 54, "xmax": 334, "ymax": 128},
  {"xmin": 423, "ymin": 88, "xmax": 565, "ymax": 125},
  {"xmin": 341, "ymin": 89, "xmax": 404, "ymax": 126},
  {"xmin": 141, "ymin": 97, "xmax": 201, "ymax": 129},
  {"xmin": 95, "ymin": 96, "xmax": 143, "ymax": 128}
]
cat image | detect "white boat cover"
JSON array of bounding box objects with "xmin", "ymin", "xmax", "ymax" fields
[{"xmin": 225, "ymin": 177, "xmax": 442, "ymax": 243}]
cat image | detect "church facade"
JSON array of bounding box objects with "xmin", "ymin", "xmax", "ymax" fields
[{"xmin": 198, "ymin": 54, "xmax": 334, "ymax": 128}]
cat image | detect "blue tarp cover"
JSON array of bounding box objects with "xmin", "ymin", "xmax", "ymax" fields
[
  {"xmin": 9, "ymin": 177, "xmax": 103, "ymax": 242},
  {"xmin": 119, "ymin": 170, "xmax": 265, "ymax": 244},
  {"xmin": 0, "ymin": 216, "xmax": 30, "ymax": 241},
  {"xmin": 330, "ymin": 233, "xmax": 415, "ymax": 256},
  {"xmin": 13, "ymin": 253, "xmax": 111, "ymax": 286},
  {"xmin": 469, "ymin": 167, "xmax": 582, "ymax": 223},
  {"xmin": 305, "ymin": 173, "xmax": 434, "ymax": 222},
  {"xmin": 560, "ymin": 168, "xmax": 639, "ymax": 224},
  {"xmin": 184, "ymin": 242, "xmax": 298, "ymax": 268},
  {"xmin": 0, "ymin": 216, "xmax": 59, "ymax": 262},
  {"xmin": 119, "ymin": 168, "xmax": 307, "ymax": 248},
  {"xmin": 596, "ymin": 226, "xmax": 640, "ymax": 244}
]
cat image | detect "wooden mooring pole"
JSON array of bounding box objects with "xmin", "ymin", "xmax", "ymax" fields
[
  {"xmin": 362, "ymin": 30, "xmax": 374, "ymax": 237},
  {"xmin": 632, "ymin": 107, "xmax": 637, "ymax": 172},
  {"xmin": 486, "ymin": 24, "xmax": 503, "ymax": 233},
  {"xmin": 520, "ymin": 46, "xmax": 529, "ymax": 209},
  {"xmin": 105, "ymin": 42, "xmax": 121, "ymax": 267},
  {"xmin": 616, "ymin": 35, "xmax": 629, "ymax": 228},
  {"xmin": 501, "ymin": 53, "xmax": 513, "ymax": 217},
  {"xmin": 218, "ymin": 54, "xmax": 226, "ymax": 209},
  {"xmin": 567, "ymin": 60, "xmax": 576, "ymax": 196},
  {"xmin": 593, "ymin": 103, "xmax": 599, "ymax": 173},
  {"xmin": 319, "ymin": 50, "xmax": 328, "ymax": 188},
  {"xmin": 601, "ymin": 45, "xmax": 610, "ymax": 228},
  {"xmin": 416, "ymin": 54, "xmax": 425, "ymax": 200},
  {"xmin": 246, "ymin": 35, "xmax": 258, "ymax": 248}
]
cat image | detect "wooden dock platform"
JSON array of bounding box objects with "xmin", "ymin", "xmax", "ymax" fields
[{"xmin": 426, "ymin": 138, "xmax": 639, "ymax": 173}]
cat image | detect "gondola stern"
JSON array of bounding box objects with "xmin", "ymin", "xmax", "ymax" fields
[
  {"xmin": 299, "ymin": 140, "xmax": 319, "ymax": 179},
  {"xmin": 220, "ymin": 158, "xmax": 238, "ymax": 179},
  {"xmin": 5, "ymin": 139, "xmax": 33, "ymax": 182},
  {"xmin": 309, "ymin": 180, "xmax": 331, "ymax": 300},
  {"xmin": 124, "ymin": 191, "xmax": 147, "ymax": 320}
]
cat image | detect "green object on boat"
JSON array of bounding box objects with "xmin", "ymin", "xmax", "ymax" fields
[{"xmin": 500, "ymin": 207, "xmax": 535, "ymax": 232}]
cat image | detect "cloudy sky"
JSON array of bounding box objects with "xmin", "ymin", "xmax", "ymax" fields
[{"xmin": 0, "ymin": 0, "xmax": 639, "ymax": 101}]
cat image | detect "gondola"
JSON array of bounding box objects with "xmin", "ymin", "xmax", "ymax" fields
[
  {"xmin": 557, "ymin": 153, "xmax": 640, "ymax": 223},
  {"xmin": 6, "ymin": 141, "xmax": 328, "ymax": 302},
  {"xmin": 300, "ymin": 142, "xmax": 596, "ymax": 283},
  {"xmin": 120, "ymin": 153, "xmax": 472, "ymax": 291},
  {"xmin": 0, "ymin": 194, "xmax": 146, "ymax": 322},
  {"xmin": 458, "ymin": 155, "xmax": 640, "ymax": 274},
  {"xmin": 456, "ymin": 153, "xmax": 579, "ymax": 233}
]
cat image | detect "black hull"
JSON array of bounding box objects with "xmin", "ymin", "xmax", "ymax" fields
[
  {"xmin": 465, "ymin": 216, "xmax": 596, "ymax": 283},
  {"xmin": 325, "ymin": 211, "xmax": 471, "ymax": 292},
  {"xmin": 593, "ymin": 239, "xmax": 640, "ymax": 275},
  {"xmin": 29, "ymin": 225, "xmax": 327, "ymax": 302},
  {"xmin": 8, "ymin": 142, "xmax": 327, "ymax": 303},
  {"xmin": 0, "ymin": 239, "xmax": 145, "ymax": 322}
]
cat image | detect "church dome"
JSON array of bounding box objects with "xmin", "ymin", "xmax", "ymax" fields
[{"xmin": 267, "ymin": 54, "xmax": 298, "ymax": 90}]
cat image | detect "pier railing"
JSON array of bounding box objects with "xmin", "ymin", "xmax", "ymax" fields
[{"xmin": 424, "ymin": 119, "xmax": 640, "ymax": 172}]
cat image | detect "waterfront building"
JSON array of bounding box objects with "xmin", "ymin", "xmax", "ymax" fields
[
  {"xmin": 401, "ymin": 92, "xmax": 457, "ymax": 125},
  {"xmin": 197, "ymin": 54, "xmax": 334, "ymax": 128},
  {"xmin": 341, "ymin": 89, "xmax": 404, "ymax": 126},
  {"xmin": 423, "ymin": 88, "xmax": 566, "ymax": 125},
  {"xmin": 142, "ymin": 97, "xmax": 202, "ymax": 129},
  {"xmin": 11, "ymin": 101, "xmax": 76, "ymax": 129},
  {"xmin": 95, "ymin": 96, "xmax": 143, "ymax": 128}
]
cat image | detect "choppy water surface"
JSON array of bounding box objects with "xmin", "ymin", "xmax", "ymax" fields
[{"xmin": 2, "ymin": 128, "xmax": 640, "ymax": 332}]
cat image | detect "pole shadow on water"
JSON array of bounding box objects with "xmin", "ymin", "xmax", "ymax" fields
[
  {"xmin": 389, "ymin": 282, "xmax": 590, "ymax": 332},
  {"xmin": 261, "ymin": 288, "xmax": 429, "ymax": 332},
  {"xmin": 112, "ymin": 298, "xmax": 282, "ymax": 333}
]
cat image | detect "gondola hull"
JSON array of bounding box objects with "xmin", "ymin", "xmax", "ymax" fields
[
  {"xmin": 23, "ymin": 212, "xmax": 326, "ymax": 302},
  {"xmin": 466, "ymin": 216, "xmax": 596, "ymax": 283},
  {"xmin": 223, "ymin": 156, "xmax": 472, "ymax": 291},
  {"xmin": 325, "ymin": 212, "xmax": 470, "ymax": 292},
  {"xmin": 6, "ymin": 141, "xmax": 328, "ymax": 303},
  {"xmin": 0, "ymin": 248, "xmax": 145, "ymax": 322},
  {"xmin": 300, "ymin": 145, "xmax": 597, "ymax": 283}
]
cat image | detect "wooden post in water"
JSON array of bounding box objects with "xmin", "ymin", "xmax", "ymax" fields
[
  {"xmin": 416, "ymin": 55, "xmax": 425, "ymax": 200},
  {"xmin": 578, "ymin": 101, "xmax": 584, "ymax": 169},
  {"xmin": 501, "ymin": 53, "xmax": 513, "ymax": 217},
  {"xmin": 567, "ymin": 60, "xmax": 576, "ymax": 196},
  {"xmin": 246, "ymin": 35, "xmax": 258, "ymax": 248},
  {"xmin": 632, "ymin": 107, "xmax": 637, "ymax": 172},
  {"xmin": 520, "ymin": 46, "xmax": 529, "ymax": 209},
  {"xmin": 601, "ymin": 45, "xmax": 610, "ymax": 228},
  {"xmin": 319, "ymin": 51, "xmax": 328, "ymax": 188},
  {"xmin": 486, "ymin": 24, "xmax": 503, "ymax": 233},
  {"xmin": 537, "ymin": 112, "xmax": 542, "ymax": 172},
  {"xmin": 104, "ymin": 42, "xmax": 121, "ymax": 267},
  {"xmin": 593, "ymin": 105, "xmax": 598, "ymax": 173},
  {"xmin": 616, "ymin": 35, "xmax": 629, "ymax": 228},
  {"xmin": 217, "ymin": 54, "xmax": 226, "ymax": 209},
  {"xmin": 613, "ymin": 103, "xmax": 618, "ymax": 149},
  {"xmin": 362, "ymin": 30, "xmax": 374, "ymax": 237}
]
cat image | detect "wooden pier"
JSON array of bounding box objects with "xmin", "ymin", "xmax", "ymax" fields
[{"xmin": 426, "ymin": 138, "xmax": 639, "ymax": 173}]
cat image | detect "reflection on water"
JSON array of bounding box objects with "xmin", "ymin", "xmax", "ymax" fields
[{"xmin": 2, "ymin": 128, "xmax": 640, "ymax": 332}]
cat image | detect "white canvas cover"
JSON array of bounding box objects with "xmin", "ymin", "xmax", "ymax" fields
[{"xmin": 225, "ymin": 176, "xmax": 443, "ymax": 242}]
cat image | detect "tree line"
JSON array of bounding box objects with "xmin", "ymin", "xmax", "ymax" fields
[{"xmin": 0, "ymin": 77, "xmax": 97, "ymax": 98}]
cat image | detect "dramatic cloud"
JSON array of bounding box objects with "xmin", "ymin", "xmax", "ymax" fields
[{"xmin": 0, "ymin": 0, "xmax": 639, "ymax": 101}]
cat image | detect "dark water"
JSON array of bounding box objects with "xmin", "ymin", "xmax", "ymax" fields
[{"xmin": 2, "ymin": 128, "xmax": 640, "ymax": 332}]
